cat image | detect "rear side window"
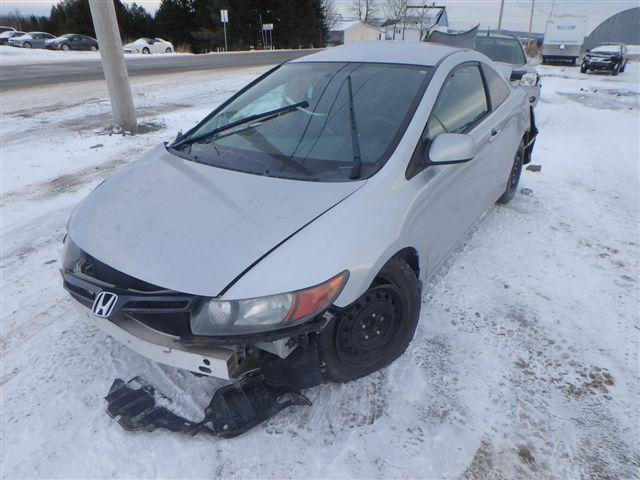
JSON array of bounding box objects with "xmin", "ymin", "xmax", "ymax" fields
[
  {"xmin": 426, "ymin": 64, "xmax": 488, "ymax": 138},
  {"xmin": 482, "ymin": 64, "xmax": 510, "ymax": 109}
]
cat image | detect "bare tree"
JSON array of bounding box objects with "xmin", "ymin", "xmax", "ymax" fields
[
  {"xmin": 383, "ymin": 0, "xmax": 406, "ymax": 22},
  {"xmin": 352, "ymin": 0, "xmax": 378, "ymax": 24},
  {"xmin": 323, "ymin": 0, "xmax": 340, "ymax": 31},
  {"xmin": 383, "ymin": 0, "xmax": 407, "ymax": 39}
]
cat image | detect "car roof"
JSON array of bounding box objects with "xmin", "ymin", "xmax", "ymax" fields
[{"xmin": 291, "ymin": 41, "xmax": 462, "ymax": 67}]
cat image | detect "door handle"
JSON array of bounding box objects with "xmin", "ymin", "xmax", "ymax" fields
[{"xmin": 489, "ymin": 128, "xmax": 501, "ymax": 142}]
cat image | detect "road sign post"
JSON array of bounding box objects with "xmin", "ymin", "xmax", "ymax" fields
[
  {"xmin": 220, "ymin": 9, "xmax": 229, "ymax": 52},
  {"xmin": 262, "ymin": 23, "xmax": 273, "ymax": 50}
]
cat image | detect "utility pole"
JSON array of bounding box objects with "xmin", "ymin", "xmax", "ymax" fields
[
  {"xmin": 497, "ymin": 0, "xmax": 505, "ymax": 32},
  {"xmin": 528, "ymin": 0, "xmax": 535, "ymax": 43},
  {"xmin": 88, "ymin": 0, "xmax": 136, "ymax": 132}
]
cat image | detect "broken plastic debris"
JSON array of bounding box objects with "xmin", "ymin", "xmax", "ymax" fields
[{"xmin": 105, "ymin": 376, "xmax": 311, "ymax": 438}]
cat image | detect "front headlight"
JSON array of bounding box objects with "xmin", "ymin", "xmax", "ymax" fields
[
  {"xmin": 190, "ymin": 271, "xmax": 349, "ymax": 336},
  {"xmin": 520, "ymin": 72, "xmax": 539, "ymax": 87}
]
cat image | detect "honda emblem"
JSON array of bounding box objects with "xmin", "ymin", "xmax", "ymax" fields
[{"xmin": 92, "ymin": 291, "xmax": 118, "ymax": 318}]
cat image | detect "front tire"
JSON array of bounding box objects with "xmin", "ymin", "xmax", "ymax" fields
[
  {"xmin": 580, "ymin": 63, "xmax": 588, "ymax": 73},
  {"xmin": 165, "ymin": 47, "xmax": 172, "ymax": 53},
  {"xmin": 61, "ymin": 43, "xmax": 70, "ymax": 51},
  {"xmin": 612, "ymin": 62, "xmax": 620, "ymax": 76},
  {"xmin": 497, "ymin": 141, "xmax": 525, "ymax": 205},
  {"xmin": 90, "ymin": 45, "xmax": 98, "ymax": 51},
  {"xmin": 319, "ymin": 257, "xmax": 421, "ymax": 383},
  {"xmin": 142, "ymin": 47, "xmax": 150, "ymax": 54},
  {"xmin": 23, "ymin": 42, "xmax": 31, "ymax": 49}
]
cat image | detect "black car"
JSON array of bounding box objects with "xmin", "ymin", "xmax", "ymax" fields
[
  {"xmin": 0, "ymin": 30, "xmax": 25, "ymax": 45},
  {"xmin": 581, "ymin": 43, "xmax": 627, "ymax": 75},
  {"xmin": 45, "ymin": 34, "xmax": 98, "ymax": 51}
]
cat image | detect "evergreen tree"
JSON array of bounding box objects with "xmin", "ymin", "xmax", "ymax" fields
[{"xmin": 155, "ymin": 0, "xmax": 195, "ymax": 50}]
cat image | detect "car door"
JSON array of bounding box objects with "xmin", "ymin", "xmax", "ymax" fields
[
  {"xmin": 406, "ymin": 62, "xmax": 501, "ymax": 274},
  {"xmin": 32, "ymin": 33, "xmax": 43, "ymax": 47},
  {"xmin": 73, "ymin": 35, "xmax": 84, "ymax": 50},
  {"xmin": 479, "ymin": 62, "xmax": 521, "ymax": 200}
]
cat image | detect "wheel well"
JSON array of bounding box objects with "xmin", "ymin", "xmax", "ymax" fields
[{"xmin": 389, "ymin": 247, "xmax": 420, "ymax": 278}]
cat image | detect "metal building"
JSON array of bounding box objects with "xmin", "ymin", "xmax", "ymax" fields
[{"xmin": 583, "ymin": 7, "xmax": 640, "ymax": 50}]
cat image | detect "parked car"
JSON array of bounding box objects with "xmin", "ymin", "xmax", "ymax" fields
[
  {"xmin": 475, "ymin": 33, "xmax": 542, "ymax": 107},
  {"xmin": 581, "ymin": 43, "xmax": 627, "ymax": 75},
  {"xmin": 45, "ymin": 33, "xmax": 98, "ymax": 51},
  {"xmin": 63, "ymin": 42, "xmax": 537, "ymax": 415},
  {"xmin": 0, "ymin": 30, "xmax": 25, "ymax": 45},
  {"xmin": 0, "ymin": 26, "xmax": 16, "ymax": 34},
  {"xmin": 8, "ymin": 32, "xmax": 55, "ymax": 48},
  {"xmin": 123, "ymin": 37, "xmax": 173, "ymax": 54}
]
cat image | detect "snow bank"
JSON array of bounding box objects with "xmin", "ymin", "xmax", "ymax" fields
[
  {"xmin": 1, "ymin": 62, "xmax": 638, "ymax": 479},
  {"xmin": 0, "ymin": 45, "xmax": 188, "ymax": 66}
]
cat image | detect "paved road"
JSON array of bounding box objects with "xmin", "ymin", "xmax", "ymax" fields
[{"xmin": 0, "ymin": 49, "xmax": 321, "ymax": 90}]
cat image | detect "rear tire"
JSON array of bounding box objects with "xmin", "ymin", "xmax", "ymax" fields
[
  {"xmin": 61, "ymin": 43, "xmax": 70, "ymax": 51},
  {"xmin": 90, "ymin": 45, "xmax": 98, "ymax": 51},
  {"xmin": 142, "ymin": 47, "xmax": 150, "ymax": 54},
  {"xmin": 319, "ymin": 257, "xmax": 421, "ymax": 383},
  {"xmin": 23, "ymin": 42, "xmax": 31, "ymax": 49},
  {"xmin": 165, "ymin": 47, "xmax": 172, "ymax": 53},
  {"xmin": 497, "ymin": 141, "xmax": 525, "ymax": 205}
]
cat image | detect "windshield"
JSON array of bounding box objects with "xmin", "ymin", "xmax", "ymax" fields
[
  {"xmin": 591, "ymin": 45, "xmax": 621, "ymax": 54},
  {"xmin": 475, "ymin": 36, "xmax": 527, "ymax": 65},
  {"xmin": 172, "ymin": 62, "xmax": 432, "ymax": 181}
]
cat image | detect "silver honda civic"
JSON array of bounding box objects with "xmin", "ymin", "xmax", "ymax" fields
[{"xmin": 63, "ymin": 41, "xmax": 537, "ymax": 386}]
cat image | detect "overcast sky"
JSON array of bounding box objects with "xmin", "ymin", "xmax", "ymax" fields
[{"xmin": 1, "ymin": 0, "xmax": 637, "ymax": 33}]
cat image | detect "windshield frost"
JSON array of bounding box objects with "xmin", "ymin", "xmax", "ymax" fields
[{"xmin": 175, "ymin": 62, "xmax": 432, "ymax": 181}]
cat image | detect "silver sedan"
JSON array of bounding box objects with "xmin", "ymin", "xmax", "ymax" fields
[{"xmin": 63, "ymin": 41, "xmax": 537, "ymax": 384}]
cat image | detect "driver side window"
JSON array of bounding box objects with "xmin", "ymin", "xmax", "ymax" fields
[
  {"xmin": 427, "ymin": 64, "xmax": 489, "ymax": 138},
  {"xmin": 407, "ymin": 63, "xmax": 489, "ymax": 179}
]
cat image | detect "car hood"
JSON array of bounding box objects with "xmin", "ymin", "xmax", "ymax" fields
[
  {"xmin": 586, "ymin": 52, "xmax": 617, "ymax": 58},
  {"xmin": 68, "ymin": 145, "xmax": 364, "ymax": 297}
]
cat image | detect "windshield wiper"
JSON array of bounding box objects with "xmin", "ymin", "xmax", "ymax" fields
[
  {"xmin": 347, "ymin": 76, "xmax": 362, "ymax": 179},
  {"xmin": 172, "ymin": 100, "xmax": 309, "ymax": 149}
]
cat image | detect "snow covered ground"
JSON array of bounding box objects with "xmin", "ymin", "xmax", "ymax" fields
[
  {"xmin": 1, "ymin": 63, "xmax": 639, "ymax": 479},
  {"xmin": 0, "ymin": 44, "xmax": 188, "ymax": 66},
  {"xmin": 0, "ymin": 45, "xmax": 311, "ymax": 67}
]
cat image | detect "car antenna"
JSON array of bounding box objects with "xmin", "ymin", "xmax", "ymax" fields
[{"xmin": 347, "ymin": 76, "xmax": 362, "ymax": 180}]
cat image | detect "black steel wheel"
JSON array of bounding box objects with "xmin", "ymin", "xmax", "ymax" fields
[
  {"xmin": 319, "ymin": 257, "xmax": 421, "ymax": 383},
  {"xmin": 497, "ymin": 141, "xmax": 524, "ymax": 205}
]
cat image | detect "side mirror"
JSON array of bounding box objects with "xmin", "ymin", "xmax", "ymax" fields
[{"xmin": 427, "ymin": 133, "xmax": 477, "ymax": 165}]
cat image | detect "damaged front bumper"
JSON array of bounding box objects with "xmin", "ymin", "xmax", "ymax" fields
[{"xmin": 72, "ymin": 301, "xmax": 239, "ymax": 379}]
